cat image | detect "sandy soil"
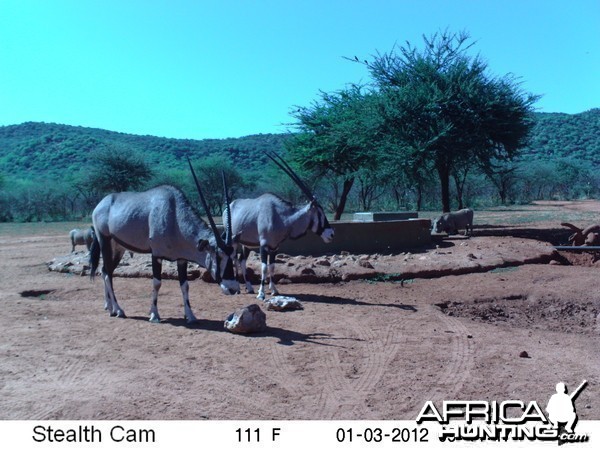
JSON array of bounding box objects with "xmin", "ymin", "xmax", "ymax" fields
[{"xmin": 1, "ymin": 201, "xmax": 599, "ymax": 420}]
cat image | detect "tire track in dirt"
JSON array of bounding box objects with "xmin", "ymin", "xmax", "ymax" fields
[
  {"xmin": 313, "ymin": 324, "xmax": 402, "ymax": 419},
  {"xmin": 28, "ymin": 403, "xmax": 64, "ymax": 421},
  {"xmin": 424, "ymin": 306, "xmax": 475, "ymax": 406},
  {"xmin": 27, "ymin": 338, "xmax": 113, "ymax": 420}
]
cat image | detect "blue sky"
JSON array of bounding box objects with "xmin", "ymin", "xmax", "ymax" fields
[{"xmin": 0, "ymin": 0, "xmax": 598, "ymax": 140}]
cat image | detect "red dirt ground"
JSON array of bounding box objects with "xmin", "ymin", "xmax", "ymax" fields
[{"xmin": 1, "ymin": 201, "xmax": 598, "ymax": 420}]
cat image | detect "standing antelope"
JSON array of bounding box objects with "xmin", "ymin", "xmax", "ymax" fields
[
  {"xmin": 90, "ymin": 159, "xmax": 239, "ymax": 323},
  {"xmin": 70, "ymin": 226, "xmax": 95, "ymax": 252},
  {"xmin": 225, "ymin": 152, "xmax": 334, "ymax": 300}
]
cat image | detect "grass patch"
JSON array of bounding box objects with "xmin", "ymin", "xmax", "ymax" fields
[{"xmin": 490, "ymin": 266, "xmax": 520, "ymax": 274}]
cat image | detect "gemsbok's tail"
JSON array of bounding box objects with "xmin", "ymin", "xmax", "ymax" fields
[{"xmin": 89, "ymin": 229, "xmax": 100, "ymax": 281}]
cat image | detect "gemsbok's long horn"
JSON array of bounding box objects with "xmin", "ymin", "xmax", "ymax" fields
[
  {"xmin": 265, "ymin": 151, "xmax": 316, "ymax": 202},
  {"xmin": 222, "ymin": 170, "xmax": 233, "ymax": 246},
  {"xmin": 187, "ymin": 157, "xmax": 227, "ymax": 251}
]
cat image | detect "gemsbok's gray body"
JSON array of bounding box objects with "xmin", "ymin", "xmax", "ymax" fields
[
  {"xmin": 70, "ymin": 227, "xmax": 94, "ymax": 252},
  {"xmin": 226, "ymin": 153, "xmax": 334, "ymax": 299},
  {"xmin": 90, "ymin": 162, "xmax": 239, "ymax": 323}
]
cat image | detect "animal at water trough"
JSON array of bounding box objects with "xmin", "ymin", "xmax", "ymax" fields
[
  {"xmin": 432, "ymin": 208, "xmax": 474, "ymax": 236},
  {"xmin": 225, "ymin": 152, "xmax": 334, "ymax": 300},
  {"xmin": 70, "ymin": 227, "xmax": 94, "ymax": 252},
  {"xmin": 90, "ymin": 162, "xmax": 240, "ymax": 323},
  {"xmin": 561, "ymin": 222, "xmax": 600, "ymax": 246}
]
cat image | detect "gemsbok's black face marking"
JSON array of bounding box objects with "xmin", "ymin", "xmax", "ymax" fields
[
  {"xmin": 313, "ymin": 205, "xmax": 334, "ymax": 243},
  {"xmin": 187, "ymin": 157, "xmax": 240, "ymax": 296}
]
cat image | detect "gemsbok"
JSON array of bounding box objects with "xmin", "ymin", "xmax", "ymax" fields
[
  {"xmin": 90, "ymin": 159, "xmax": 240, "ymax": 323},
  {"xmin": 225, "ymin": 152, "xmax": 334, "ymax": 299}
]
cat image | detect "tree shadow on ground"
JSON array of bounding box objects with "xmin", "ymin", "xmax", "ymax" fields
[
  {"xmin": 472, "ymin": 225, "xmax": 571, "ymax": 245},
  {"xmin": 292, "ymin": 293, "xmax": 417, "ymax": 312}
]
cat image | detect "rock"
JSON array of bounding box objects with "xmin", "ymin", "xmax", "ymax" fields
[
  {"xmin": 358, "ymin": 259, "xmax": 374, "ymax": 269},
  {"xmin": 224, "ymin": 304, "xmax": 267, "ymax": 334},
  {"xmin": 264, "ymin": 296, "xmax": 303, "ymax": 311},
  {"xmin": 519, "ymin": 351, "xmax": 530, "ymax": 358}
]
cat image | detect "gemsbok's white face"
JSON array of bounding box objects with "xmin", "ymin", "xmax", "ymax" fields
[{"xmin": 321, "ymin": 226, "xmax": 335, "ymax": 243}]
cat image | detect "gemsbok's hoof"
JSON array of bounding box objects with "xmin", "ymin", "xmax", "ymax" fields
[
  {"xmin": 256, "ymin": 292, "xmax": 265, "ymax": 301},
  {"xmin": 185, "ymin": 315, "xmax": 198, "ymax": 324},
  {"xmin": 149, "ymin": 313, "xmax": 161, "ymax": 323}
]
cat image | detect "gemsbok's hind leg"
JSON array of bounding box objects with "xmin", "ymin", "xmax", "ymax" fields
[
  {"xmin": 102, "ymin": 270, "xmax": 125, "ymax": 318},
  {"xmin": 178, "ymin": 260, "xmax": 197, "ymax": 323},
  {"xmin": 101, "ymin": 241, "xmax": 126, "ymax": 318},
  {"xmin": 149, "ymin": 256, "xmax": 162, "ymax": 323}
]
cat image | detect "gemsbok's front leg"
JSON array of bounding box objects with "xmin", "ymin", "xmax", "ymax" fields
[
  {"xmin": 268, "ymin": 250, "xmax": 279, "ymax": 296},
  {"xmin": 257, "ymin": 246, "xmax": 279, "ymax": 300},
  {"xmin": 239, "ymin": 246, "xmax": 255, "ymax": 294},
  {"xmin": 178, "ymin": 260, "xmax": 197, "ymax": 323},
  {"xmin": 257, "ymin": 246, "xmax": 269, "ymax": 300}
]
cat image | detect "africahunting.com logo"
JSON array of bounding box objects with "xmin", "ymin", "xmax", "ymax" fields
[{"xmin": 416, "ymin": 380, "xmax": 589, "ymax": 444}]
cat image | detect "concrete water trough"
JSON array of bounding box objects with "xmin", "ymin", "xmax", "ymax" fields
[{"xmin": 278, "ymin": 212, "xmax": 431, "ymax": 256}]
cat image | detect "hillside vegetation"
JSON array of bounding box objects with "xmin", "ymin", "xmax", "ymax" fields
[
  {"xmin": 0, "ymin": 109, "xmax": 599, "ymax": 221},
  {"xmin": 523, "ymin": 109, "xmax": 600, "ymax": 163},
  {"xmin": 0, "ymin": 121, "xmax": 289, "ymax": 179}
]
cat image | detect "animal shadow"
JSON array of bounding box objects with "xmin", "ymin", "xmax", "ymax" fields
[{"xmin": 127, "ymin": 315, "xmax": 350, "ymax": 347}]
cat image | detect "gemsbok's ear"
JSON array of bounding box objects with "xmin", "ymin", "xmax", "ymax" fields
[{"xmin": 197, "ymin": 239, "xmax": 209, "ymax": 251}]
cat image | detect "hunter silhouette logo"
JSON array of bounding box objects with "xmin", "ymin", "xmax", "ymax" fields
[
  {"xmin": 416, "ymin": 379, "xmax": 590, "ymax": 443},
  {"xmin": 546, "ymin": 380, "xmax": 587, "ymax": 441}
]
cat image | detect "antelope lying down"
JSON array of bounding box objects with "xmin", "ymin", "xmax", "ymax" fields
[
  {"xmin": 226, "ymin": 152, "xmax": 334, "ymax": 300},
  {"xmin": 90, "ymin": 160, "xmax": 239, "ymax": 323}
]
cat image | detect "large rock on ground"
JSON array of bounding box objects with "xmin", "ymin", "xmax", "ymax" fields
[{"xmin": 224, "ymin": 304, "xmax": 267, "ymax": 334}]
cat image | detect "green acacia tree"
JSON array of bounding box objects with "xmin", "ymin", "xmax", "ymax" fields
[
  {"xmin": 364, "ymin": 30, "xmax": 539, "ymax": 212},
  {"xmin": 287, "ymin": 85, "xmax": 383, "ymax": 219},
  {"xmin": 88, "ymin": 147, "xmax": 153, "ymax": 194},
  {"xmin": 190, "ymin": 155, "xmax": 246, "ymax": 215}
]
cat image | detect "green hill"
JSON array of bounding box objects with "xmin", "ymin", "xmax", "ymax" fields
[
  {"xmin": 0, "ymin": 121, "xmax": 290, "ymax": 181},
  {"xmin": 1, "ymin": 109, "xmax": 599, "ymax": 221},
  {"xmin": 1, "ymin": 110, "xmax": 599, "ymax": 183},
  {"xmin": 523, "ymin": 109, "xmax": 600, "ymax": 164}
]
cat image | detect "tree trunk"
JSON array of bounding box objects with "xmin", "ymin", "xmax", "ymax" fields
[
  {"xmin": 415, "ymin": 183, "xmax": 423, "ymax": 212},
  {"xmin": 334, "ymin": 177, "xmax": 354, "ymax": 220},
  {"xmin": 437, "ymin": 163, "xmax": 451, "ymax": 213},
  {"xmin": 453, "ymin": 168, "xmax": 468, "ymax": 210}
]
